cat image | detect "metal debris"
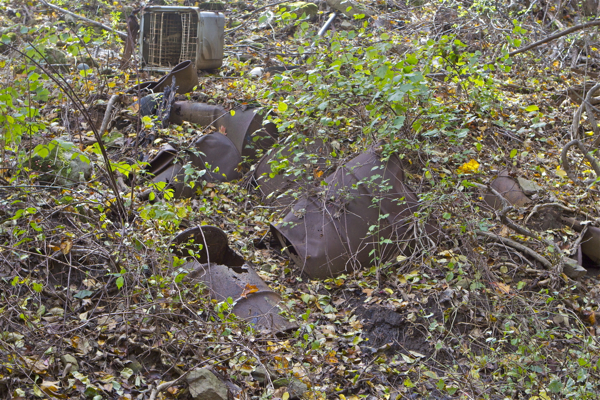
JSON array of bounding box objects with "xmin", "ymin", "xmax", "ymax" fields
[
  {"xmin": 175, "ymin": 226, "xmax": 296, "ymax": 333},
  {"xmin": 126, "ymin": 60, "xmax": 199, "ymax": 95},
  {"xmin": 484, "ymin": 171, "xmax": 531, "ymax": 210},
  {"xmin": 271, "ymin": 149, "xmax": 435, "ymax": 279},
  {"xmin": 252, "ymin": 137, "xmax": 332, "ymax": 207},
  {"xmin": 169, "ymin": 102, "xmax": 277, "ymax": 160}
]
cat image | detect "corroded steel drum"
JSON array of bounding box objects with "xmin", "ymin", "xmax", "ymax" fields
[{"xmin": 271, "ymin": 150, "xmax": 424, "ymax": 279}]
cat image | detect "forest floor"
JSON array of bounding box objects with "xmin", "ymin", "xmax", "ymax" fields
[{"xmin": 2, "ymin": 0, "xmax": 600, "ymax": 399}]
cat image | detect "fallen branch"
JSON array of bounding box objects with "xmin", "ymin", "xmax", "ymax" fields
[
  {"xmin": 571, "ymin": 83, "xmax": 600, "ymax": 141},
  {"xmin": 560, "ymin": 139, "xmax": 600, "ymax": 184},
  {"xmin": 476, "ymin": 230, "xmax": 553, "ymax": 269},
  {"xmin": 225, "ymin": 0, "xmax": 293, "ymax": 35},
  {"xmin": 523, "ymin": 202, "xmax": 574, "ymax": 225},
  {"xmin": 99, "ymin": 94, "xmax": 122, "ymax": 136},
  {"xmin": 508, "ymin": 19, "xmax": 600, "ymax": 57},
  {"xmin": 39, "ymin": 0, "xmax": 127, "ymax": 40}
]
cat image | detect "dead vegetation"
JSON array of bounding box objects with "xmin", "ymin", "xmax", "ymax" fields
[{"xmin": 3, "ymin": 0, "xmax": 600, "ymax": 399}]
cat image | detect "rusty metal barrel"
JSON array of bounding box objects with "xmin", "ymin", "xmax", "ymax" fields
[
  {"xmin": 169, "ymin": 102, "xmax": 277, "ymax": 161},
  {"xmin": 148, "ymin": 133, "xmax": 242, "ymax": 198},
  {"xmin": 174, "ymin": 226, "xmax": 296, "ymax": 333},
  {"xmin": 252, "ymin": 137, "xmax": 332, "ymax": 207},
  {"xmin": 271, "ymin": 150, "xmax": 427, "ymax": 279}
]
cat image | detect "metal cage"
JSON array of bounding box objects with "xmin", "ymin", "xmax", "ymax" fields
[{"xmin": 139, "ymin": 6, "xmax": 224, "ymax": 72}]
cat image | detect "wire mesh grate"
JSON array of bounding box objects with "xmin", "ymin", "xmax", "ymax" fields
[{"xmin": 146, "ymin": 11, "xmax": 199, "ymax": 68}]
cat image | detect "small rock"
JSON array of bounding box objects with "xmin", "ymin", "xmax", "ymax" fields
[
  {"xmin": 553, "ymin": 314, "xmax": 570, "ymax": 327},
  {"xmin": 186, "ymin": 368, "xmax": 228, "ymax": 400},
  {"xmin": 249, "ymin": 67, "xmax": 264, "ymax": 79},
  {"xmin": 278, "ymin": 2, "xmax": 319, "ymax": 18},
  {"xmin": 339, "ymin": 21, "xmax": 354, "ymax": 30},
  {"xmin": 517, "ymin": 177, "xmax": 543, "ymax": 195},
  {"xmin": 61, "ymin": 354, "xmax": 79, "ymax": 371},
  {"xmin": 563, "ymin": 258, "xmax": 587, "ymax": 279},
  {"xmin": 252, "ymin": 366, "xmax": 269, "ymax": 383},
  {"xmin": 273, "ymin": 377, "xmax": 308, "ymax": 399},
  {"xmin": 77, "ymin": 63, "xmax": 91, "ymax": 71}
]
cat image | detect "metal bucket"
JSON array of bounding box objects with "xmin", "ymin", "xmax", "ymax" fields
[
  {"xmin": 252, "ymin": 137, "xmax": 332, "ymax": 207},
  {"xmin": 271, "ymin": 150, "xmax": 426, "ymax": 279},
  {"xmin": 169, "ymin": 102, "xmax": 277, "ymax": 161}
]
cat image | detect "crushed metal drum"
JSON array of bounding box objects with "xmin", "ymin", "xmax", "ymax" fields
[
  {"xmin": 484, "ymin": 171, "xmax": 530, "ymax": 210},
  {"xmin": 271, "ymin": 149, "xmax": 431, "ymax": 279},
  {"xmin": 252, "ymin": 137, "xmax": 332, "ymax": 207},
  {"xmin": 169, "ymin": 102, "xmax": 277, "ymax": 161},
  {"xmin": 175, "ymin": 225, "xmax": 296, "ymax": 333},
  {"xmin": 149, "ymin": 133, "xmax": 242, "ymax": 198}
]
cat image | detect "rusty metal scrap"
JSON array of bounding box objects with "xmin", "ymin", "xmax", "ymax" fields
[
  {"xmin": 169, "ymin": 102, "xmax": 277, "ymax": 160},
  {"xmin": 483, "ymin": 171, "xmax": 531, "ymax": 210},
  {"xmin": 175, "ymin": 226, "xmax": 296, "ymax": 333},
  {"xmin": 252, "ymin": 137, "xmax": 332, "ymax": 207},
  {"xmin": 126, "ymin": 60, "xmax": 199, "ymax": 95},
  {"xmin": 271, "ymin": 149, "xmax": 435, "ymax": 279},
  {"xmin": 149, "ymin": 132, "xmax": 242, "ymax": 198}
]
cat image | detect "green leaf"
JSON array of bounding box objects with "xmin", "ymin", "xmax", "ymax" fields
[
  {"xmin": 525, "ymin": 105, "xmax": 539, "ymax": 112},
  {"xmin": 406, "ymin": 53, "xmax": 418, "ymax": 65},
  {"xmin": 74, "ymin": 289, "xmax": 93, "ymax": 299},
  {"xmin": 548, "ymin": 379, "xmax": 563, "ymax": 394},
  {"xmin": 116, "ymin": 276, "xmax": 124, "ymax": 290},
  {"xmin": 278, "ymin": 101, "xmax": 288, "ymax": 112},
  {"xmin": 443, "ymin": 212, "xmax": 451, "ymax": 220},
  {"xmin": 174, "ymin": 273, "xmax": 187, "ymax": 284},
  {"xmin": 510, "ymin": 149, "xmax": 518, "ymax": 158},
  {"xmin": 32, "ymin": 282, "xmax": 43, "ymax": 293}
]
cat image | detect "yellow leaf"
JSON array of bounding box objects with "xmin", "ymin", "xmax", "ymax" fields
[
  {"xmin": 283, "ymin": 392, "xmax": 290, "ymax": 400},
  {"xmin": 556, "ymin": 167, "xmax": 567, "ymax": 179},
  {"xmin": 60, "ymin": 238, "xmax": 72, "ymax": 255},
  {"xmin": 457, "ymin": 159, "xmax": 479, "ymax": 174}
]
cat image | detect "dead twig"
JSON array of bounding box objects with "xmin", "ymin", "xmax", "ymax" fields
[
  {"xmin": 225, "ymin": 0, "xmax": 296, "ymax": 35},
  {"xmin": 476, "ymin": 230, "xmax": 553, "ymax": 269},
  {"xmin": 523, "ymin": 202, "xmax": 575, "ymax": 225},
  {"xmin": 560, "ymin": 139, "xmax": 600, "ymax": 184},
  {"xmin": 508, "ymin": 19, "xmax": 600, "ymax": 57},
  {"xmin": 99, "ymin": 94, "xmax": 122, "ymax": 136},
  {"xmin": 39, "ymin": 0, "xmax": 127, "ymax": 40}
]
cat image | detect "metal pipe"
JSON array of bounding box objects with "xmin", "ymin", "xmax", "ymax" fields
[{"xmin": 317, "ymin": 12, "xmax": 337, "ymax": 37}]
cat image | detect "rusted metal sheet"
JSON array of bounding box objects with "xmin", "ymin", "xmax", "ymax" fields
[
  {"xmin": 127, "ymin": 60, "xmax": 199, "ymax": 95},
  {"xmin": 271, "ymin": 149, "xmax": 431, "ymax": 279},
  {"xmin": 169, "ymin": 102, "xmax": 277, "ymax": 161},
  {"xmin": 175, "ymin": 225, "xmax": 296, "ymax": 333},
  {"xmin": 562, "ymin": 217, "xmax": 600, "ymax": 264},
  {"xmin": 149, "ymin": 133, "xmax": 242, "ymax": 198},
  {"xmin": 173, "ymin": 225, "xmax": 245, "ymax": 266},
  {"xmin": 252, "ymin": 138, "xmax": 332, "ymax": 207},
  {"xmin": 484, "ymin": 171, "xmax": 530, "ymax": 210}
]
